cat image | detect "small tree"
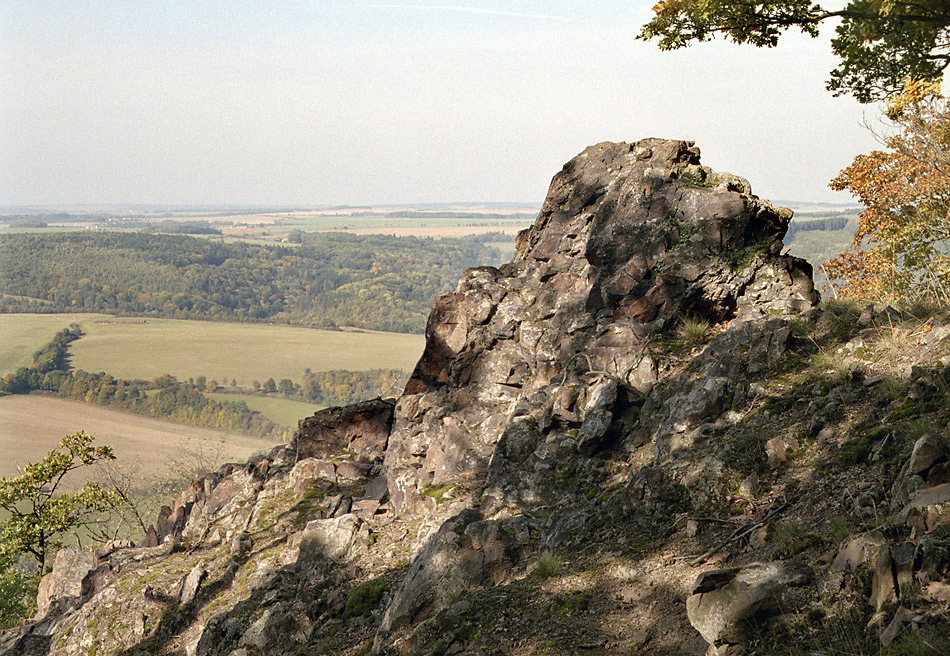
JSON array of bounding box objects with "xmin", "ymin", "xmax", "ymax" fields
[
  {"xmin": 0, "ymin": 432, "xmax": 119, "ymax": 575},
  {"xmin": 822, "ymin": 80, "xmax": 950, "ymax": 303}
]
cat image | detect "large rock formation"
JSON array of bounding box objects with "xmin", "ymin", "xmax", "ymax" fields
[
  {"xmin": 5, "ymin": 139, "xmax": 950, "ymax": 656},
  {"xmin": 386, "ymin": 139, "xmax": 815, "ymax": 526}
]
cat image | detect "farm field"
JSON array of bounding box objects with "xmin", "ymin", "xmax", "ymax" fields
[
  {"xmin": 0, "ymin": 395, "xmax": 275, "ymax": 487},
  {"xmin": 207, "ymin": 392, "xmax": 323, "ymax": 428},
  {"xmin": 2, "ymin": 205, "xmax": 537, "ymax": 244},
  {"xmin": 0, "ymin": 313, "xmax": 114, "ymax": 375},
  {"xmin": 0, "ymin": 314, "xmax": 424, "ymax": 386}
]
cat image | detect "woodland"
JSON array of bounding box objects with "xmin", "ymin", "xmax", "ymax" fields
[{"xmin": 0, "ymin": 232, "xmax": 507, "ymax": 334}]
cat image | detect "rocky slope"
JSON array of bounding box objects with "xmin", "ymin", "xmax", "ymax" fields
[{"xmin": 3, "ymin": 139, "xmax": 949, "ymax": 656}]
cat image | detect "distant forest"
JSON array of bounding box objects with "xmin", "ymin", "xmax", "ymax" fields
[
  {"xmin": 0, "ymin": 232, "xmax": 509, "ymax": 333},
  {"xmin": 783, "ymin": 215, "xmax": 850, "ymax": 241}
]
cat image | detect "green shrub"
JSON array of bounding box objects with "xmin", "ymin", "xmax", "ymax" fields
[
  {"xmin": 0, "ymin": 556, "xmax": 38, "ymax": 629},
  {"xmin": 840, "ymin": 435, "xmax": 873, "ymax": 466},
  {"xmin": 557, "ymin": 591, "xmax": 592, "ymax": 615}
]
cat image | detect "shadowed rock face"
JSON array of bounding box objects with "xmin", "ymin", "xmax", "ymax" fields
[
  {"xmin": 296, "ymin": 398, "xmax": 395, "ymax": 460},
  {"xmin": 385, "ymin": 138, "xmax": 817, "ymax": 520}
]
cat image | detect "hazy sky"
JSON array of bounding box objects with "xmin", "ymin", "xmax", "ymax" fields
[{"xmin": 1, "ymin": 1, "xmax": 881, "ymax": 207}]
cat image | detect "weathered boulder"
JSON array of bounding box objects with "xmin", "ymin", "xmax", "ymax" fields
[
  {"xmin": 830, "ymin": 532, "xmax": 889, "ymax": 573},
  {"xmin": 908, "ymin": 430, "xmax": 950, "ymax": 482},
  {"xmin": 295, "ymin": 398, "xmax": 395, "ymax": 460},
  {"xmin": 34, "ymin": 548, "xmax": 99, "ymax": 618},
  {"xmin": 900, "ymin": 483, "xmax": 950, "ymax": 533},
  {"xmin": 294, "ymin": 513, "xmax": 369, "ymax": 564},
  {"xmin": 376, "ymin": 509, "xmax": 514, "ymax": 649},
  {"xmin": 686, "ymin": 562, "xmax": 809, "ymax": 648}
]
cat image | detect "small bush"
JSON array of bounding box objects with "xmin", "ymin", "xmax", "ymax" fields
[
  {"xmin": 557, "ymin": 591, "xmax": 592, "ymax": 615},
  {"xmin": 840, "ymin": 435, "xmax": 873, "ymax": 466},
  {"xmin": 0, "ymin": 557, "xmax": 39, "ymax": 629}
]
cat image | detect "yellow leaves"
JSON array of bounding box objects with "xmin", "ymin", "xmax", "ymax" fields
[
  {"xmin": 824, "ymin": 89, "xmax": 950, "ymax": 302},
  {"xmin": 887, "ymin": 77, "xmax": 943, "ymax": 119}
]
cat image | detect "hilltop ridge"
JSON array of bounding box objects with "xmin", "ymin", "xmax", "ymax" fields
[{"xmin": 4, "ymin": 139, "xmax": 949, "ymax": 656}]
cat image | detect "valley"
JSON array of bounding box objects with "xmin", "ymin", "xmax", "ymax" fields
[{"xmin": 0, "ymin": 395, "xmax": 273, "ymax": 486}]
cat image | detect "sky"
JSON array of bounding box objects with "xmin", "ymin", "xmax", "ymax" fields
[{"xmin": 1, "ymin": 0, "xmax": 882, "ymax": 207}]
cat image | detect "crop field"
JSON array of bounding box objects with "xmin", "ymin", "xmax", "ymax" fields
[
  {"xmin": 3, "ymin": 206, "xmax": 535, "ymax": 244},
  {"xmin": 0, "ymin": 314, "xmax": 424, "ymax": 386},
  {"xmin": 206, "ymin": 392, "xmax": 324, "ymax": 427},
  {"xmin": 212, "ymin": 215, "xmax": 530, "ymax": 242},
  {"xmin": 0, "ymin": 395, "xmax": 275, "ymax": 488}
]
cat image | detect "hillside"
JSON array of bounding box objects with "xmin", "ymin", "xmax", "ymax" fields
[
  {"xmin": 0, "ymin": 232, "xmax": 507, "ymax": 333},
  {"xmin": 3, "ymin": 140, "xmax": 948, "ymax": 656}
]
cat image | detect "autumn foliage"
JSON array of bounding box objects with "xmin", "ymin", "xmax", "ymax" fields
[{"xmin": 821, "ymin": 81, "xmax": 950, "ymax": 303}]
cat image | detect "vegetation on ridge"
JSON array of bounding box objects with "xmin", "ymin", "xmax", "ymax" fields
[{"xmin": 0, "ymin": 433, "xmax": 119, "ymax": 628}]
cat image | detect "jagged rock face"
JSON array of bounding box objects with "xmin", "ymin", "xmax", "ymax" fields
[
  {"xmin": 296, "ymin": 399, "xmax": 395, "ymax": 460},
  {"xmin": 386, "ymin": 139, "xmax": 817, "ymax": 520}
]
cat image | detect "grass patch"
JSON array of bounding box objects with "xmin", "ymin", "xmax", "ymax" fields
[
  {"xmin": 818, "ymin": 299, "xmax": 863, "ymax": 342},
  {"xmin": 555, "ymin": 591, "xmax": 593, "ymax": 615},
  {"xmin": 678, "ymin": 316, "xmax": 711, "ymax": 345},
  {"xmin": 421, "ymin": 483, "xmax": 460, "ymax": 504},
  {"xmin": 532, "ymin": 552, "xmax": 563, "ymax": 579},
  {"xmin": 0, "ymin": 313, "xmax": 106, "ymax": 375},
  {"xmin": 773, "ymin": 520, "xmax": 826, "ymax": 558},
  {"xmin": 207, "ymin": 392, "xmax": 323, "ymax": 427}
]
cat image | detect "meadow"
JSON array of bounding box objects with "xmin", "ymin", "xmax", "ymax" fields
[
  {"xmin": 0, "ymin": 314, "xmax": 424, "ymax": 387},
  {"xmin": 0, "ymin": 313, "xmax": 107, "ymax": 374},
  {"xmin": 206, "ymin": 392, "xmax": 324, "ymax": 427},
  {"xmin": 0, "ymin": 395, "xmax": 274, "ymax": 486}
]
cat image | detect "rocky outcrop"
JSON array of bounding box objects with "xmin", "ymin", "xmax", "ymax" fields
[
  {"xmin": 376, "ymin": 509, "xmax": 515, "ymax": 650},
  {"xmin": 5, "ymin": 139, "xmax": 950, "ymax": 656},
  {"xmin": 296, "ymin": 398, "xmax": 395, "ymax": 460},
  {"xmin": 385, "ymin": 139, "xmax": 816, "ymax": 527}
]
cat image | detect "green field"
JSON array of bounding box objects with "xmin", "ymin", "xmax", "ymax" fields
[
  {"xmin": 0, "ymin": 313, "xmax": 113, "ymax": 375},
  {"xmin": 0, "ymin": 314, "xmax": 424, "ymax": 386},
  {"xmin": 207, "ymin": 392, "xmax": 324, "ymax": 427}
]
